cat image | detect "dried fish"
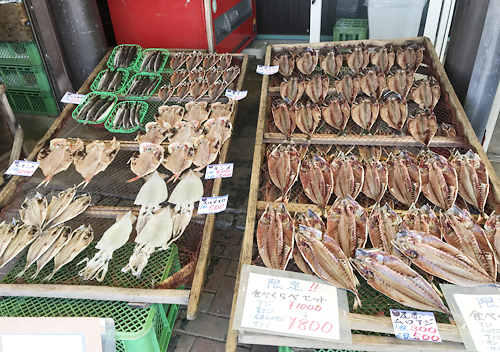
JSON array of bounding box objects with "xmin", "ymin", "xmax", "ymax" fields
[
  {"xmin": 0, "ymin": 224, "xmax": 38, "ymax": 269},
  {"xmin": 267, "ymin": 144, "xmax": 301, "ymax": 203},
  {"xmin": 326, "ymin": 196, "xmax": 368, "ymax": 258},
  {"xmin": 271, "ymin": 99, "xmax": 296, "ymax": 138},
  {"xmin": 346, "ymin": 44, "xmax": 369, "ymax": 74},
  {"xmin": 0, "ymin": 221, "xmax": 18, "ymax": 259},
  {"xmin": 319, "ymin": 45, "xmax": 343, "ymax": 77},
  {"xmin": 20, "ymin": 192, "xmax": 47, "ymax": 230},
  {"xmin": 370, "ymin": 44, "xmax": 395, "ymax": 74},
  {"xmin": 127, "ymin": 143, "xmax": 165, "ymax": 182},
  {"xmin": 280, "ymin": 76, "xmax": 305, "ymax": 104},
  {"xmin": 295, "ymin": 47, "xmax": 318, "ymax": 75},
  {"xmin": 407, "ymin": 108, "xmax": 438, "ymax": 145},
  {"xmin": 192, "ymin": 134, "xmax": 220, "ymax": 171},
  {"xmin": 362, "ymin": 157, "xmax": 388, "ymax": 203},
  {"xmin": 176, "ymin": 81, "xmax": 191, "ymax": 101},
  {"xmin": 50, "ymin": 193, "xmax": 91, "ymax": 228},
  {"xmin": 321, "ymin": 94, "xmax": 350, "ymax": 131},
  {"xmin": 351, "ymin": 94, "xmax": 379, "ymax": 131},
  {"xmin": 293, "ymin": 245, "xmax": 314, "ymax": 275},
  {"xmin": 189, "ymin": 67, "xmax": 205, "ymax": 82},
  {"xmin": 204, "ymin": 116, "xmax": 232, "ymax": 145},
  {"xmin": 185, "ymin": 51, "xmax": 203, "ymax": 71},
  {"xmin": 210, "ymin": 100, "xmax": 235, "ymax": 120},
  {"xmin": 379, "ymin": 91, "xmax": 407, "ymax": 131},
  {"xmin": 359, "ymin": 146, "xmax": 382, "ymax": 161},
  {"xmin": 299, "ymin": 154, "xmax": 334, "ymax": 213},
  {"xmin": 351, "ymin": 248, "xmax": 450, "ymax": 314},
  {"xmin": 169, "ymin": 120, "xmax": 201, "ymax": 144},
  {"xmin": 484, "ymin": 212, "xmax": 500, "ymax": 275},
  {"xmin": 137, "ymin": 122, "xmax": 168, "ymax": 145},
  {"xmin": 189, "ymin": 78, "xmax": 209, "ymax": 101},
  {"xmin": 37, "ymin": 138, "xmax": 82, "ymax": 187},
  {"xmin": 170, "ymin": 52, "xmax": 187, "ymax": 70},
  {"xmin": 396, "ymin": 43, "xmax": 424, "ymax": 71},
  {"xmin": 304, "ymin": 73, "xmax": 329, "ymax": 104},
  {"xmin": 222, "ymin": 66, "xmax": 240, "ymax": 85},
  {"xmin": 156, "ymin": 105, "xmax": 185, "ymax": 131},
  {"xmin": 331, "ymin": 152, "xmax": 364, "ymax": 200},
  {"xmin": 387, "ymin": 65, "xmax": 414, "ymax": 97},
  {"xmin": 113, "ymin": 45, "xmax": 138, "ymax": 68},
  {"xmin": 74, "ymin": 138, "xmax": 120, "ymax": 188},
  {"xmin": 170, "ymin": 69, "xmax": 189, "ymax": 88},
  {"xmin": 334, "ymin": 71, "xmax": 360, "ymax": 105},
  {"xmin": 163, "ymin": 142, "xmax": 194, "ymax": 182},
  {"xmin": 206, "ymin": 66, "xmax": 224, "ymax": 85},
  {"xmin": 45, "ymin": 187, "xmax": 77, "ymax": 226},
  {"xmin": 202, "ymin": 53, "xmax": 221, "ymax": 70},
  {"xmin": 386, "ymin": 151, "xmax": 421, "ymax": 207},
  {"xmin": 185, "ymin": 101, "xmax": 210, "ymax": 124},
  {"xmin": 295, "ymin": 209, "xmax": 325, "ymax": 234},
  {"xmin": 402, "ymin": 204, "xmax": 441, "ymax": 239},
  {"xmin": 292, "ymin": 101, "xmax": 321, "ymax": 136},
  {"xmin": 273, "ymin": 48, "xmax": 295, "ymax": 76},
  {"xmin": 158, "ymin": 84, "xmax": 175, "ymax": 102},
  {"xmin": 410, "ymin": 77, "xmax": 441, "ymax": 109},
  {"xmin": 393, "ymin": 229, "xmax": 496, "ymax": 287},
  {"xmin": 217, "ymin": 53, "xmax": 232, "ymax": 70},
  {"xmin": 360, "ymin": 66, "xmax": 386, "ymax": 99},
  {"xmin": 32, "ymin": 225, "xmax": 73, "ymax": 279},
  {"xmin": 208, "ymin": 80, "xmax": 227, "ymax": 101}
]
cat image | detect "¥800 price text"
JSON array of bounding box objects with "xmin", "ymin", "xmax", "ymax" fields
[{"xmin": 288, "ymin": 317, "xmax": 334, "ymax": 334}]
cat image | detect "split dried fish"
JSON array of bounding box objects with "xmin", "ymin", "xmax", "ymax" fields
[
  {"xmin": 296, "ymin": 47, "xmax": 318, "ymax": 75},
  {"xmin": 334, "ymin": 71, "xmax": 360, "ymax": 105},
  {"xmin": 362, "ymin": 157, "xmax": 388, "ymax": 203},
  {"xmin": 0, "ymin": 224, "xmax": 38, "ymax": 269},
  {"xmin": 321, "ymin": 94, "xmax": 350, "ymax": 131},
  {"xmin": 387, "ymin": 65, "xmax": 414, "ymax": 97},
  {"xmin": 176, "ymin": 81, "xmax": 191, "ymax": 101},
  {"xmin": 37, "ymin": 138, "xmax": 82, "ymax": 187},
  {"xmin": 352, "ymin": 248, "xmax": 450, "ymax": 314},
  {"xmin": 189, "ymin": 67, "xmax": 205, "ymax": 82},
  {"xmin": 78, "ymin": 211, "xmax": 134, "ymax": 282},
  {"xmin": 267, "ymin": 144, "xmax": 301, "ymax": 203},
  {"xmin": 210, "ymin": 100, "xmax": 234, "ymax": 120},
  {"xmin": 0, "ymin": 220, "xmax": 18, "ymax": 259},
  {"xmin": 280, "ymin": 76, "xmax": 305, "ymax": 104},
  {"xmin": 296, "ymin": 226, "xmax": 361, "ymax": 308},
  {"xmin": 351, "ymin": 94, "xmax": 379, "ymax": 131},
  {"xmin": 137, "ymin": 122, "xmax": 168, "ymax": 145},
  {"xmin": 204, "ymin": 116, "xmax": 232, "ymax": 145},
  {"xmin": 256, "ymin": 203, "xmax": 294, "ymax": 270},
  {"xmin": 170, "ymin": 52, "xmax": 187, "ymax": 70},
  {"xmin": 273, "ymin": 48, "xmax": 295, "ymax": 76},
  {"xmin": 127, "ymin": 142, "xmax": 165, "ymax": 182},
  {"xmin": 185, "ymin": 101, "xmax": 210, "ymax": 124},
  {"xmin": 44, "ymin": 225, "xmax": 93, "ymax": 281},
  {"xmin": 186, "ymin": 51, "xmax": 204, "ymax": 71},
  {"xmin": 411, "ymin": 77, "xmax": 441, "ymax": 109},
  {"xmin": 192, "ymin": 134, "xmax": 220, "ymax": 171},
  {"xmin": 386, "ymin": 151, "xmax": 421, "ymax": 207},
  {"xmin": 379, "ymin": 91, "xmax": 407, "ymax": 131},
  {"xmin": 206, "ymin": 66, "xmax": 224, "ymax": 85},
  {"xmin": 299, "ymin": 154, "xmax": 334, "ymax": 213},
  {"xmin": 407, "ymin": 108, "xmax": 438, "ymax": 145},
  {"xmin": 370, "ymin": 44, "xmax": 395, "ymax": 74},
  {"xmin": 295, "ymin": 209, "xmax": 325, "ymax": 234},
  {"xmin": 171, "ymin": 69, "xmax": 189, "ymax": 88},
  {"xmin": 162, "ymin": 142, "xmax": 194, "ymax": 182},
  {"xmin": 346, "ymin": 44, "xmax": 369, "ymax": 74},
  {"xmin": 169, "ymin": 120, "xmax": 201, "ymax": 144},
  {"xmin": 74, "ymin": 138, "xmax": 120, "ymax": 188},
  {"xmin": 396, "ymin": 43, "xmax": 424, "ymax": 71},
  {"xmin": 292, "ymin": 101, "xmax": 321, "ymax": 136},
  {"xmin": 331, "ymin": 152, "xmax": 364, "ymax": 200},
  {"xmin": 156, "ymin": 105, "xmax": 185, "ymax": 130},
  {"xmin": 326, "ymin": 196, "xmax": 368, "ymax": 258},
  {"xmin": 393, "ymin": 229, "xmax": 496, "ymax": 287},
  {"xmin": 222, "ymin": 66, "xmax": 240, "ymax": 85},
  {"xmin": 271, "ymin": 99, "xmax": 296, "ymax": 138},
  {"xmin": 20, "ymin": 192, "xmax": 47, "ymax": 230},
  {"xmin": 45, "ymin": 187, "xmax": 77, "ymax": 226},
  {"xmin": 304, "ymin": 73, "xmax": 329, "ymax": 104},
  {"xmin": 360, "ymin": 66, "xmax": 386, "ymax": 99},
  {"xmin": 208, "ymin": 80, "xmax": 227, "ymax": 101},
  {"xmin": 450, "ymin": 150, "xmax": 489, "ymax": 216},
  {"xmin": 359, "ymin": 146, "xmax": 382, "ymax": 161},
  {"xmin": 189, "ymin": 78, "xmax": 209, "ymax": 101},
  {"xmin": 484, "ymin": 212, "xmax": 500, "ymax": 275},
  {"xmin": 217, "ymin": 53, "xmax": 232, "ymax": 70},
  {"xmin": 293, "ymin": 245, "xmax": 314, "ymax": 275},
  {"xmin": 319, "ymin": 45, "xmax": 343, "ymax": 77},
  {"xmin": 50, "ymin": 193, "xmax": 91, "ymax": 228},
  {"xmin": 158, "ymin": 84, "xmax": 175, "ymax": 102},
  {"xmin": 402, "ymin": 204, "xmax": 441, "ymax": 239},
  {"xmin": 441, "ymin": 205, "xmax": 496, "ymax": 278},
  {"xmin": 419, "ymin": 150, "xmax": 458, "ymax": 210},
  {"xmin": 202, "ymin": 53, "xmax": 221, "ymax": 70}
]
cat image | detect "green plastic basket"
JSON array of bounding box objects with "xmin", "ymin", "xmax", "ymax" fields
[
  {"xmin": 72, "ymin": 92, "xmax": 117, "ymax": 124},
  {"xmin": 105, "ymin": 100, "xmax": 148, "ymax": 133},
  {"xmin": 5, "ymin": 89, "xmax": 58, "ymax": 116},
  {"xmin": 122, "ymin": 72, "xmax": 162, "ymax": 100},
  {"xmin": 0, "ymin": 41, "xmax": 43, "ymax": 66},
  {"xmin": 134, "ymin": 48, "xmax": 169, "ymax": 73},
  {"xmin": 107, "ymin": 44, "xmax": 142, "ymax": 70},
  {"xmin": 0, "ymin": 65, "xmax": 51, "ymax": 91},
  {"xmin": 90, "ymin": 68, "xmax": 130, "ymax": 94}
]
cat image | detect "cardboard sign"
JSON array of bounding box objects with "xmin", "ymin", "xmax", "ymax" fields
[
  {"xmin": 60, "ymin": 92, "xmax": 86, "ymax": 104},
  {"xmin": 5, "ymin": 160, "xmax": 40, "ymax": 177},
  {"xmin": 256, "ymin": 65, "xmax": 279, "ymax": 75},
  {"xmin": 390, "ymin": 309, "xmax": 441, "ymax": 342},
  {"xmin": 225, "ymin": 89, "xmax": 247, "ymax": 100},
  {"xmin": 205, "ymin": 163, "xmax": 233, "ymax": 179},
  {"xmin": 233, "ymin": 265, "xmax": 352, "ymax": 343},
  {"xmin": 197, "ymin": 195, "xmax": 228, "ymax": 214}
]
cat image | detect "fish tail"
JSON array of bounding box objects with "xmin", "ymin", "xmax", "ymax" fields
[
  {"xmin": 15, "ymin": 266, "xmax": 28, "ymax": 279},
  {"xmin": 353, "ymin": 295, "xmax": 362, "ymax": 310},
  {"xmin": 37, "ymin": 176, "xmax": 52, "ymax": 188},
  {"xmin": 43, "ymin": 271, "xmax": 56, "ymax": 281},
  {"xmin": 31, "ymin": 268, "xmax": 42, "ymax": 280},
  {"xmin": 193, "ymin": 165, "xmax": 204, "ymax": 172},
  {"xmin": 126, "ymin": 175, "xmax": 142, "ymax": 183},
  {"xmin": 167, "ymin": 174, "xmax": 178, "ymax": 183}
]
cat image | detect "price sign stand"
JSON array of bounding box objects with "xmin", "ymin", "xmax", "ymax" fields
[{"xmin": 233, "ymin": 265, "xmax": 352, "ymax": 344}]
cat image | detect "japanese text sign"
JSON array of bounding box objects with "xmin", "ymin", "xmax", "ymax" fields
[
  {"xmin": 60, "ymin": 92, "xmax": 86, "ymax": 104},
  {"xmin": 197, "ymin": 195, "xmax": 228, "ymax": 214},
  {"xmin": 233, "ymin": 265, "xmax": 352, "ymax": 343},
  {"xmin": 390, "ymin": 309, "xmax": 441, "ymax": 342},
  {"xmin": 256, "ymin": 65, "xmax": 279, "ymax": 75},
  {"xmin": 225, "ymin": 89, "xmax": 247, "ymax": 100},
  {"xmin": 205, "ymin": 163, "xmax": 233, "ymax": 179},
  {"xmin": 5, "ymin": 160, "xmax": 40, "ymax": 177}
]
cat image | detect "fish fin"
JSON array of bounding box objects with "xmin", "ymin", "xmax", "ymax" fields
[{"xmin": 126, "ymin": 175, "xmax": 142, "ymax": 183}]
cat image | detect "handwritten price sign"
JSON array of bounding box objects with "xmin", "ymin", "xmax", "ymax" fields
[
  {"xmin": 60, "ymin": 92, "xmax": 86, "ymax": 104},
  {"xmin": 5, "ymin": 160, "xmax": 40, "ymax": 177},
  {"xmin": 390, "ymin": 309, "xmax": 441, "ymax": 342},
  {"xmin": 256, "ymin": 65, "xmax": 279, "ymax": 75},
  {"xmin": 225, "ymin": 90, "xmax": 247, "ymax": 100},
  {"xmin": 205, "ymin": 163, "xmax": 233, "ymax": 179},
  {"xmin": 197, "ymin": 195, "xmax": 228, "ymax": 214}
]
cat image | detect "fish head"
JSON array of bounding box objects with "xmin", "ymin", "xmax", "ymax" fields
[
  {"xmin": 393, "ymin": 229, "xmax": 421, "ymax": 256},
  {"xmin": 145, "ymin": 122, "xmax": 159, "ymax": 133}
]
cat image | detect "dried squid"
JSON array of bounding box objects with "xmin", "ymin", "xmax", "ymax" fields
[
  {"xmin": 134, "ymin": 171, "xmax": 168, "ymax": 234},
  {"xmin": 319, "ymin": 45, "xmax": 343, "ymax": 77},
  {"xmin": 295, "ymin": 47, "xmax": 318, "ymax": 75},
  {"xmin": 127, "ymin": 143, "xmax": 165, "ymax": 182},
  {"xmin": 299, "ymin": 154, "xmax": 334, "ymax": 214},
  {"xmin": 267, "ymin": 144, "xmax": 300, "ymax": 204},
  {"xmin": 331, "ymin": 152, "xmax": 364, "ymax": 200},
  {"xmin": 386, "ymin": 151, "xmax": 421, "ymax": 207},
  {"xmin": 379, "ymin": 91, "xmax": 407, "ymax": 131},
  {"xmin": 407, "ymin": 108, "xmax": 438, "ymax": 146},
  {"xmin": 321, "ymin": 94, "xmax": 350, "ymax": 131}
]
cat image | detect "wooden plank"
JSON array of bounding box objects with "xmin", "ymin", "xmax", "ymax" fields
[
  {"xmin": 263, "ymin": 133, "xmax": 466, "ymax": 148},
  {"xmin": 0, "ymin": 283, "xmax": 190, "ymax": 305},
  {"xmin": 186, "ymin": 54, "xmax": 249, "ymax": 320},
  {"xmin": 226, "ymin": 45, "xmax": 272, "ymax": 352},
  {"xmin": 8, "ymin": 125, "xmax": 23, "ymax": 167},
  {"xmin": 238, "ymin": 332, "xmax": 466, "ymax": 351}
]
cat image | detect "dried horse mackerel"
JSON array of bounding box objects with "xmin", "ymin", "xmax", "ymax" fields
[
  {"xmin": 379, "ymin": 91, "xmax": 407, "ymax": 131},
  {"xmin": 0, "ymin": 224, "xmax": 38, "ymax": 269},
  {"xmin": 352, "ymin": 248, "xmax": 450, "ymax": 315},
  {"xmin": 295, "ymin": 226, "xmax": 361, "ymax": 309},
  {"xmin": 267, "ymin": 144, "xmax": 301, "ymax": 204},
  {"xmin": 407, "ymin": 108, "xmax": 438, "ymax": 146},
  {"xmin": 170, "ymin": 52, "xmax": 187, "ymax": 70},
  {"xmin": 292, "ymin": 101, "xmax": 321, "ymax": 136},
  {"xmin": 331, "ymin": 152, "xmax": 364, "ymax": 200},
  {"xmin": 76, "ymin": 96, "xmax": 115, "ymax": 124},
  {"xmin": 361, "ymin": 157, "xmax": 388, "ymax": 204},
  {"xmin": 299, "ymin": 154, "xmax": 334, "ymax": 214},
  {"xmin": 346, "ymin": 44, "xmax": 369, "ymax": 74},
  {"xmin": 139, "ymin": 50, "xmax": 165, "ymax": 72},
  {"xmin": 125, "ymin": 75, "xmax": 160, "ymax": 96},
  {"xmin": 295, "ymin": 47, "xmax": 318, "ymax": 76},
  {"xmin": 304, "ymin": 73, "xmax": 329, "ymax": 104},
  {"xmin": 280, "ymin": 76, "xmax": 305, "ymax": 105},
  {"xmin": 360, "ymin": 66, "xmax": 386, "ymax": 99},
  {"xmin": 386, "ymin": 151, "xmax": 421, "ymax": 207},
  {"xmin": 319, "ymin": 45, "xmax": 343, "ymax": 77},
  {"xmin": 110, "ymin": 102, "xmax": 143, "ymax": 131},
  {"xmin": 411, "ymin": 77, "xmax": 441, "ymax": 110},
  {"xmin": 370, "ymin": 44, "xmax": 395, "ymax": 74},
  {"xmin": 0, "ymin": 221, "xmax": 18, "ymax": 259},
  {"xmin": 113, "ymin": 45, "xmax": 138, "ymax": 68},
  {"xmin": 19, "ymin": 192, "xmax": 47, "ymax": 231},
  {"xmin": 97, "ymin": 69, "xmax": 124, "ymax": 92},
  {"xmin": 402, "ymin": 205, "xmax": 441, "ymax": 239},
  {"xmin": 271, "ymin": 100, "xmax": 296, "ymax": 138},
  {"xmin": 273, "ymin": 48, "xmax": 294, "ymax": 76},
  {"xmin": 321, "ymin": 94, "xmax": 350, "ymax": 131},
  {"xmin": 484, "ymin": 213, "xmax": 500, "ymax": 276},
  {"xmin": 256, "ymin": 203, "xmax": 294, "ymax": 270}
]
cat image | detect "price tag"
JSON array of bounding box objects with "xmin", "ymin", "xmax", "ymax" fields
[
  {"xmin": 390, "ymin": 309, "xmax": 441, "ymax": 342},
  {"xmin": 205, "ymin": 163, "xmax": 233, "ymax": 179},
  {"xmin": 197, "ymin": 194, "xmax": 228, "ymax": 214},
  {"xmin": 225, "ymin": 89, "xmax": 247, "ymax": 100},
  {"xmin": 60, "ymin": 92, "xmax": 86, "ymax": 104},
  {"xmin": 256, "ymin": 65, "xmax": 279, "ymax": 75},
  {"xmin": 5, "ymin": 160, "xmax": 40, "ymax": 177}
]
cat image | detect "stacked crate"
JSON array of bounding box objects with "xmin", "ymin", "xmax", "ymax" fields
[{"xmin": 0, "ymin": 41, "xmax": 58, "ymax": 115}]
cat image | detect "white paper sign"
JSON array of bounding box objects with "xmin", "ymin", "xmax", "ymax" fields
[
  {"xmin": 205, "ymin": 163, "xmax": 233, "ymax": 179},
  {"xmin": 454, "ymin": 294, "xmax": 500, "ymax": 351},
  {"xmin": 239, "ymin": 272, "xmax": 340, "ymax": 341},
  {"xmin": 390, "ymin": 309, "xmax": 441, "ymax": 342},
  {"xmin": 0, "ymin": 334, "xmax": 85, "ymax": 352},
  {"xmin": 60, "ymin": 92, "xmax": 86, "ymax": 104},
  {"xmin": 225, "ymin": 89, "xmax": 247, "ymax": 100},
  {"xmin": 256, "ymin": 65, "xmax": 279, "ymax": 75},
  {"xmin": 197, "ymin": 194, "xmax": 228, "ymax": 214},
  {"xmin": 5, "ymin": 160, "xmax": 40, "ymax": 177}
]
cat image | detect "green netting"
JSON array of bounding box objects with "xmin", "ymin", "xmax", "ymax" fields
[
  {"xmin": 107, "ymin": 44, "xmax": 142, "ymax": 70},
  {"xmin": 1, "ymin": 242, "xmax": 178, "ymax": 290},
  {"xmin": 0, "ymin": 42, "xmax": 42, "ymax": 66},
  {"xmin": 5, "ymin": 89, "xmax": 59, "ymax": 116},
  {"xmin": 90, "ymin": 68, "xmax": 130, "ymax": 94},
  {"xmin": 0, "ymin": 65, "xmax": 51, "ymax": 91}
]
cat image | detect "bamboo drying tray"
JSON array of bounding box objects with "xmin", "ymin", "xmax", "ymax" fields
[
  {"xmin": 0, "ymin": 48, "xmax": 248, "ymax": 320},
  {"xmin": 226, "ymin": 37, "xmax": 500, "ymax": 351}
]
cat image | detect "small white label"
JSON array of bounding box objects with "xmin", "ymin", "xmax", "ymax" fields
[
  {"xmin": 5, "ymin": 160, "xmax": 40, "ymax": 177},
  {"xmin": 390, "ymin": 309, "xmax": 441, "ymax": 342},
  {"xmin": 198, "ymin": 194, "xmax": 228, "ymax": 214},
  {"xmin": 205, "ymin": 163, "xmax": 233, "ymax": 179},
  {"xmin": 225, "ymin": 90, "xmax": 247, "ymax": 100},
  {"xmin": 256, "ymin": 65, "xmax": 279, "ymax": 75},
  {"xmin": 60, "ymin": 92, "xmax": 86, "ymax": 104}
]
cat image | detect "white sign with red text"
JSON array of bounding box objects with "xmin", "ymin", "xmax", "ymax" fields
[
  {"xmin": 60, "ymin": 92, "xmax": 86, "ymax": 104},
  {"xmin": 256, "ymin": 65, "xmax": 279, "ymax": 75},
  {"xmin": 205, "ymin": 163, "xmax": 233, "ymax": 179},
  {"xmin": 5, "ymin": 160, "xmax": 40, "ymax": 177}
]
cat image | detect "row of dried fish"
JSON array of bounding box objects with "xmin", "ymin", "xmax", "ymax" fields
[
  {"xmin": 170, "ymin": 51, "xmax": 232, "ymax": 71},
  {"xmin": 113, "ymin": 45, "xmax": 139, "ymax": 68},
  {"xmin": 76, "ymin": 96, "xmax": 115, "ymax": 124},
  {"xmin": 267, "ymin": 145, "xmax": 489, "ymax": 216},
  {"xmin": 125, "ymin": 75, "xmax": 160, "ymax": 96},
  {"xmin": 273, "ymin": 43, "xmax": 423, "ymax": 77},
  {"xmin": 37, "ymin": 138, "xmax": 120, "ymax": 188},
  {"xmin": 139, "ymin": 50, "xmax": 166, "ymax": 73},
  {"xmin": 158, "ymin": 67, "xmax": 240, "ymax": 102},
  {"xmin": 110, "ymin": 102, "xmax": 143, "ymax": 130},
  {"xmin": 96, "ymin": 69, "xmax": 125, "ymax": 92}
]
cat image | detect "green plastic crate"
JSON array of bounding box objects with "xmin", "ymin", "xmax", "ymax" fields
[
  {"xmin": 333, "ymin": 19, "xmax": 368, "ymax": 41},
  {"xmin": 5, "ymin": 89, "xmax": 58, "ymax": 116},
  {"xmin": 0, "ymin": 42, "xmax": 43, "ymax": 66},
  {"xmin": 0, "ymin": 65, "xmax": 51, "ymax": 91}
]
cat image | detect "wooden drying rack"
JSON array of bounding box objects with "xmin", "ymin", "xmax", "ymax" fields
[
  {"xmin": 225, "ymin": 36, "xmax": 500, "ymax": 352},
  {"xmin": 0, "ymin": 48, "xmax": 248, "ymax": 320}
]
